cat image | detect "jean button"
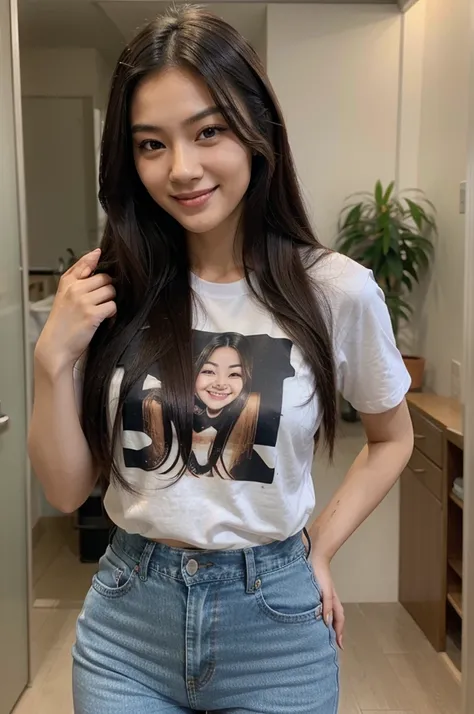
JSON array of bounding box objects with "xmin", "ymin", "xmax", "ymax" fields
[{"xmin": 186, "ymin": 559, "xmax": 199, "ymax": 576}]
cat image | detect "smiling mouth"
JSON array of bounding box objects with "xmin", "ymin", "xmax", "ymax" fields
[
  {"xmin": 206, "ymin": 390, "xmax": 231, "ymax": 400},
  {"xmin": 172, "ymin": 186, "xmax": 218, "ymax": 207}
]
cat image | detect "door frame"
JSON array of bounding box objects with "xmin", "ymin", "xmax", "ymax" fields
[
  {"xmin": 10, "ymin": 0, "xmax": 34, "ymax": 686},
  {"xmin": 463, "ymin": 0, "xmax": 474, "ymax": 709}
]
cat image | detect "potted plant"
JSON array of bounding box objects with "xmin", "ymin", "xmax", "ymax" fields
[{"xmin": 336, "ymin": 179, "xmax": 436, "ymax": 392}]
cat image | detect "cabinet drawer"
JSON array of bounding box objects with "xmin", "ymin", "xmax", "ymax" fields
[
  {"xmin": 408, "ymin": 447, "xmax": 443, "ymax": 501},
  {"xmin": 399, "ymin": 467, "xmax": 445, "ymax": 651},
  {"xmin": 410, "ymin": 408, "xmax": 443, "ymax": 467}
]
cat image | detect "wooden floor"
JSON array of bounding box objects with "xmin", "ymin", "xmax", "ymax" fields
[{"xmin": 13, "ymin": 601, "xmax": 460, "ymax": 714}]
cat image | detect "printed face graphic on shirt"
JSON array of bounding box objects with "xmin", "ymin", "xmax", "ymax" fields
[
  {"xmin": 195, "ymin": 346, "xmax": 244, "ymax": 413},
  {"xmin": 119, "ymin": 330, "xmax": 294, "ymax": 484}
]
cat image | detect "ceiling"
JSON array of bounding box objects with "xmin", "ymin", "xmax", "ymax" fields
[
  {"xmin": 101, "ymin": 2, "xmax": 268, "ymax": 48},
  {"xmin": 18, "ymin": 0, "xmax": 399, "ymax": 62},
  {"xmin": 18, "ymin": 1, "xmax": 125, "ymax": 61}
]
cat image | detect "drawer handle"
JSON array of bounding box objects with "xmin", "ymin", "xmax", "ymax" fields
[
  {"xmin": 413, "ymin": 468, "xmax": 426, "ymax": 474},
  {"xmin": 414, "ymin": 433, "xmax": 426, "ymax": 440}
]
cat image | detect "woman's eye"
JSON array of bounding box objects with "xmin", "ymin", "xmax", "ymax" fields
[
  {"xmin": 139, "ymin": 139, "xmax": 163, "ymax": 152},
  {"xmin": 229, "ymin": 372, "xmax": 242, "ymax": 379},
  {"xmin": 201, "ymin": 369, "xmax": 215, "ymax": 376},
  {"xmin": 199, "ymin": 126, "xmax": 227, "ymax": 141}
]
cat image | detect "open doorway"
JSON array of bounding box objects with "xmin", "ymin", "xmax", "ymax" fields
[{"xmin": 19, "ymin": 0, "xmax": 120, "ymax": 678}]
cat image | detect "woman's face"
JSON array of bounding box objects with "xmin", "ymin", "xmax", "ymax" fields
[
  {"xmin": 195, "ymin": 346, "xmax": 244, "ymax": 412},
  {"xmin": 130, "ymin": 66, "xmax": 252, "ymax": 236}
]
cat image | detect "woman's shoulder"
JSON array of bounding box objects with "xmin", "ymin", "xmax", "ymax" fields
[{"xmin": 304, "ymin": 248, "xmax": 375, "ymax": 309}]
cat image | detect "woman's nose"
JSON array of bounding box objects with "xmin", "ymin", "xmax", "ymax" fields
[{"xmin": 169, "ymin": 145, "xmax": 203, "ymax": 184}]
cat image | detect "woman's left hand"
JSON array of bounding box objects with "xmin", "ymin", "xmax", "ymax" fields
[{"xmin": 310, "ymin": 554, "xmax": 345, "ymax": 650}]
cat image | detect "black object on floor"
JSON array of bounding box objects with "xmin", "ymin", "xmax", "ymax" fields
[{"xmin": 76, "ymin": 487, "xmax": 112, "ymax": 563}]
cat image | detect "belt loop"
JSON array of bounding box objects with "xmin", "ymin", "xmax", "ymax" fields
[
  {"xmin": 303, "ymin": 527, "xmax": 312, "ymax": 558},
  {"xmin": 138, "ymin": 541, "xmax": 156, "ymax": 582},
  {"xmin": 244, "ymin": 547, "xmax": 257, "ymax": 593}
]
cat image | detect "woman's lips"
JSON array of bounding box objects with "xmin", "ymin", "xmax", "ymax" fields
[
  {"xmin": 206, "ymin": 390, "xmax": 230, "ymax": 401},
  {"xmin": 172, "ymin": 186, "xmax": 218, "ymax": 207}
]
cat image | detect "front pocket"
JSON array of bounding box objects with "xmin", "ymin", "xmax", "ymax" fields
[
  {"xmin": 254, "ymin": 555, "xmax": 323, "ymax": 624},
  {"xmin": 303, "ymin": 556, "xmax": 323, "ymax": 601},
  {"xmin": 92, "ymin": 545, "xmax": 139, "ymax": 599}
]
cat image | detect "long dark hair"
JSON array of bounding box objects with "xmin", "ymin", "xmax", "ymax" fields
[{"xmin": 82, "ymin": 4, "xmax": 337, "ymax": 494}]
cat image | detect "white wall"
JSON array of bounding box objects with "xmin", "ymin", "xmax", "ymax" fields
[
  {"xmin": 253, "ymin": 8, "xmax": 267, "ymax": 69},
  {"xmin": 267, "ymin": 4, "xmax": 401, "ymax": 249},
  {"xmin": 20, "ymin": 47, "xmax": 112, "ymax": 109},
  {"xmin": 267, "ymin": 4, "xmax": 403, "ymax": 603},
  {"xmin": 266, "ymin": 0, "xmax": 470, "ymax": 602},
  {"xmin": 23, "ymin": 96, "xmax": 96, "ymax": 268},
  {"xmin": 404, "ymin": 0, "xmax": 469, "ymax": 396}
]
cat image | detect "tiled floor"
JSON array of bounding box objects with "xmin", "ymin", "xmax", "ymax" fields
[
  {"xmin": 32, "ymin": 517, "xmax": 96, "ymax": 608},
  {"xmin": 14, "ymin": 601, "xmax": 460, "ymax": 714}
]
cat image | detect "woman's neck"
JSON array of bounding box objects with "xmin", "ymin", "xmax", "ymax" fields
[{"xmin": 187, "ymin": 208, "xmax": 244, "ymax": 284}]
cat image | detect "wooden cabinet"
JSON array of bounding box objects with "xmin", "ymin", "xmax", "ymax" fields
[
  {"xmin": 411, "ymin": 407, "xmax": 444, "ymax": 465},
  {"xmin": 399, "ymin": 462, "xmax": 445, "ymax": 650},
  {"xmin": 400, "ymin": 393, "xmax": 463, "ymax": 673}
]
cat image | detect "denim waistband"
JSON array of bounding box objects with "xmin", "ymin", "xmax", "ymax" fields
[{"xmin": 111, "ymin": 528, "xmax": 308, "ymax": 592}]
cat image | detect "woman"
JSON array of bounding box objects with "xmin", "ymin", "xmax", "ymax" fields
[
  {"xmin": 28, "ymin": 6, "xmax": 414, "ymax": 714},
  {"xmin": 142, "ymin": 331, "xmax": 260, "ymax": 479},
  {"xmin": 190, "ymin": 332, "xmax": 260, "ymax": 478}
]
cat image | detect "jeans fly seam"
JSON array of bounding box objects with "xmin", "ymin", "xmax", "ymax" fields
[{"xmin": 196, "ymin": 586, "xmax": 219, "ymax": 690}]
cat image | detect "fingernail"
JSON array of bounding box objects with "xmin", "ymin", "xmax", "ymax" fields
[
  {"xmin": 93, "ymin": 248, "xmax": 101, "ymax": 253},
  {"xmin": 325, "ymin": 612, "xmax": 333, "ymax": 627}
]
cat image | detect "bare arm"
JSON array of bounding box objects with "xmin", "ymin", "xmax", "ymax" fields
[
  {"xmin": 28, "ymin": 361, "xmax": 98, "ymax": 513},
  {"xmin": 27, "ymin": 249, "xmax": 116, "ymax": 513},
  {"xmin": 309, "ymin": 399, "xmax": 414, "ymax": 560},
  {"xmin": 308, "ymin": 399, "xmax": 414, "ymax": 648}
]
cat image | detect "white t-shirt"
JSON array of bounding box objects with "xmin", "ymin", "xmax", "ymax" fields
[{"xmin": 74, "ymin": 251, "xmax": 411, "ymax": 549}]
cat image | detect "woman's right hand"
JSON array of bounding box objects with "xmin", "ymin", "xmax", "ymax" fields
[{"xmin": 34, "ymin": 248, "xmax": 117, "ymax": 374}]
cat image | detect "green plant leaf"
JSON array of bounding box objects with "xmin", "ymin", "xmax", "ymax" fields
[
  {"xmin": 403, "ymin": 258, "xmax": 420, "ymax": 283},
  {"xmin": 336, "ymin": 181, "xmax": 437, "ymax": 300},
  {"xmin": 375, "ymin": 180, "xmax": 383, "ymax": 206},
  {"xmin": 402, "ymin": 274, "xmax": 413, "ymax": 291},
  {"xmin": 407, "ymin": 235, "xmax": 434, "ymax": 254},
  {"xmin": 385, "ymin": 252, "xmax": 404, "ymax": 281},
  {"xmin": 413, "ymin": 247, "xmax": 430, "ymax": 270},
  {"xmin": 383, "ymin": 181, "xmax": 395, "ymax": 204},
  {"xmin": 405, "ymin": 198, "xmax": 423, "ymax": 229},
  {"xmin": 340, "ymin": 203, "xmax": 362, "ymax": 228},
  {"xmin": 397, "ymin": 297, "xmax": 413, "ymax": 313},
  {"xmin": 382, "ymin": 219, "xmax": 391, "ymax": 255}
]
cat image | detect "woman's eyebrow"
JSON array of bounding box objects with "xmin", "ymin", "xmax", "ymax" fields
[{"xmin": 132, "ymin": 106, "xmax": 222, "ymax": 135}]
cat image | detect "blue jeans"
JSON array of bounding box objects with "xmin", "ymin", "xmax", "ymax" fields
[{"xmin": 72, "ymin": 528, "xmax": 339, "ymax": 713}]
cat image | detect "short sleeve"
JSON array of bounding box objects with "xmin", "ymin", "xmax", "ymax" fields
[{"xmin": 336, "ymin": 273, "xmax": 412, "ymax": 413}]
